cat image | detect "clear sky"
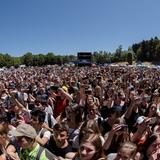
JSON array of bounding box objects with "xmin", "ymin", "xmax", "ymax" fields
[{"xmin": 0, "ymin": 0, "xmax": 160, "ymax": 56}]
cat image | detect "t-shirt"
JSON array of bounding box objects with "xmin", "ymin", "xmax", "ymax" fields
[
  {"xmin": 38, "ymin": 128, "xmax": 51, "ymax": 140},
  {"xmin": 54, "ymin": 98, "xmax": 68, "ymax": 117},
  {"xmin": 102, "ymin": 119, "xmax": 112, "ymax": 135},
  {"xmin": 106, "ymin": 153, "xmax": 117, "ymax": 160},
  {"xmin": 44, "ymin": 113, "xmax": 57, "ymax": 128},
  {"xmin": 46, "ymin": 136, "xmax": 73, "ymax": 158},
  {"xmin": 86, "ymin": 115, "xmax": 103, "ymax": 127},
  {"xmin": 45, "ymin": 105, "xmax": 53, "ymax": 115},
  {"xmin": 20, "ymin": 144, "xmax": 49, "ymax": 160},
  {"xmin": 29, "ymin": 144, "xmax": 48, "ymax": 160}
]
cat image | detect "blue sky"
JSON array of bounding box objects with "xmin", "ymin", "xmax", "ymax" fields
[{"xmin": 0, "ymin": 0, "xmax": 160, "ymax": 56}]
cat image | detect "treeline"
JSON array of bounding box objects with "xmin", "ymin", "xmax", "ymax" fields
[
  {"xmin": 93, "ymin": 37, "xmax": 160, "ymax": 64},
  {"xmin": 0, "ymin": 53, "xmax": 76, "ymax": 67},
  {"xmin": 132, "ymin": 37, "xmax": 160, "ymax": 62},
  {"xmin": 0, "ymin": 37, "xmax": 160, "ymax": 67}
]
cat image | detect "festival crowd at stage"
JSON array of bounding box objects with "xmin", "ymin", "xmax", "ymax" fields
[{"xmin": 0, "ymin": 65, "xmax": 160, "ymax": 160}]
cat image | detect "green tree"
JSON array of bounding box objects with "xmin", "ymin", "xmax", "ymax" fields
[
  {"xmin": 63, "ymin": 55, "xmax": 70, "ymax": 64},
  {"xmin": 3, "ymin": 54, "xmax": 13, "ymax": 67},
  {"xmin": 127, "ymin": 52, "xmax": 133, "ymax": 65},
  {"xmin": 115, "ymin": 45, "xmax": 123, "ymax": 61},
  {"xmin": 45, "ymin": 52, "xmax": 55, "ymax": 64},
  {"xmin": 38, "ymin": 54, "xmax": 45, "ymax": 66},
  {"xmin": 0, "ymin": 54, "xmax": 5, "ymax": 67},
  {"xmin": 12, "ymin": 57, "xmax": 22, "ymax": 67},
  {"xmin": 56, "ymin": 55, "xmax": 63, "ymax": 65},
  {"xmin": 22, "ymin": 52, "xmax": 33, "ymax": 66}
]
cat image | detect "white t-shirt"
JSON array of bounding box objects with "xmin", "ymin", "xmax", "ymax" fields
[
  {"xmin": 38, "ymin": 128, "xmax": 51, "ymax": 140},
  {"xmin": 45, "ymin": 113, "xmax": 57, "ymax": 128}
]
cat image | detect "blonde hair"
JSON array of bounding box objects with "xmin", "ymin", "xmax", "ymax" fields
[{"xmin": 119, "ymin": 141, "xmax": 137, "ymax": 158}]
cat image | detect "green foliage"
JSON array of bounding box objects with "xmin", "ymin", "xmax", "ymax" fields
[
  {"xmin": 127, "ymin": 52, "xmax": 133, "ymax": 65},
  {"xmin": 45, "ymin": 52, "xmax": 55, "ymax": 65},
  {"xmin": 22, "ymin": 52, "xmax": 33, "ymax": 66},
  {"xmin": 132, "ymin": 37, "xmax": 160, "ymax": 62},
  {"xmin": 0, "ymin": 37, "xmax": 159, "ymax": 67},
  {"xmin": 93, "ymin": 51, "xmax": 111, "ymax": 64},
  {"xmin": 115, "ymin": 45, "xmax": 123, "ymax": 61}
]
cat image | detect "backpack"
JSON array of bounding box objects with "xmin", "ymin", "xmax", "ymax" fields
[
  {"xmin": 36, "ymin": 145, "xmax": 58, "ymax": 160},
  {"xmin": 40, "ymin": 128, "xmax": 48, "ymax": 138},
  {"xmin": 47, "ymin": 113, "xmax": 52, "ymax": 128}
]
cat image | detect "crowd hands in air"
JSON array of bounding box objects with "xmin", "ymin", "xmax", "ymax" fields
[{"xmin": 0, "ymin": 65, "xmax": 160, "ymax": 160}]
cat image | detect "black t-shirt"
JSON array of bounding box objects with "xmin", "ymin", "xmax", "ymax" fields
[
  {"xmin": 46, "ymin": 135, "xmax": 73, "ymax": 158},
  {"xmin": 125, "ymin": 111, "xmax": 139, "ymax": 132},
  {"xmin": 102, "ymin": 120, "xmax": 112, "ymax": 135}
]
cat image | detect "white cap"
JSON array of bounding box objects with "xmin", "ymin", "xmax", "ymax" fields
[{"xmin": 136, "ymin": 116, "xmax": 145, "ymax": 124}]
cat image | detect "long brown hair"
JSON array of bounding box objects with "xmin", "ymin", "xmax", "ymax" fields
[
  {"xmin": 79, "ymin": 134, "xmax": 106, "ymax": 160},
  {"xmin": 79, "ymin": 120, "xmax": 101, "ymax": 142}
]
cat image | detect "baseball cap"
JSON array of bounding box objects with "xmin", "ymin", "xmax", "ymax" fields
[
  {"xmin": 136, "ymin": 116, "xmax": 145, "ymax": 125},
  {"xmin": 9, "ymin": 123, "xmax": 37, "ymax": 139},
  {"xmin": 112, "ymin": 105, "xmax": 123, "ymax": 113}
]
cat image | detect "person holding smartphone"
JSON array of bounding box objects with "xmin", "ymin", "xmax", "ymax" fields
[{"xmin": 103, "ymin": 120, "xmax": 129, "ymax": 155}]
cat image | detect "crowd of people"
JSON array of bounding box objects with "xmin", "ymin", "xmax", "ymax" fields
[{"xmin": 0, "ymin": 64, "xmax": 160, "ymax": 160}]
